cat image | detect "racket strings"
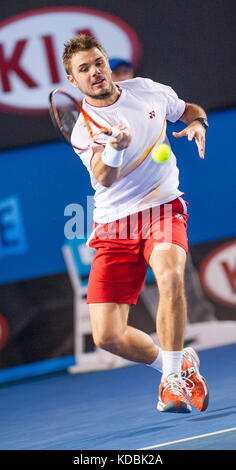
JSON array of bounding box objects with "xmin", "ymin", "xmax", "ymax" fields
[
  {"xmin": 57, "ymin": 104, "xmax": 78, "ymax": 136},
  {"xmin": 50, "ymin": 89, "xmax": 115, "ymax": 150}
]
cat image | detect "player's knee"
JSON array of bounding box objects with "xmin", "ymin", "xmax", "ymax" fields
[
  {"xmin": 93, "ymin": 330, "xmax": 124, "ymax": 353},
  {"xmin": 157, "ymin": 269, "xmax": 184, "ymax": 296}
]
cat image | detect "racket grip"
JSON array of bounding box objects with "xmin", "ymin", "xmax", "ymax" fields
[
  {"xmin": 110, "ymin": 127, "xmax": 129, "ymax": 137},
  {"xmin": 110, "ymin": 127, "xmax": 120, "ymax": 137}
]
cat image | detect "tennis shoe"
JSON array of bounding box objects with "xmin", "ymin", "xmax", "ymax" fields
[
  {"xmin": 182, "ymin": 347, "xmax": 209, "ymax": 411},
  {"xmin": 157, "ymin": 373, "xmax": 192, "ymax": 413}
]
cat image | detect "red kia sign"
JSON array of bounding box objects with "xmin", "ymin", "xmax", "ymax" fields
[
  {"xmin": 0, "ymin": 313, "xmax": 9, "ymax": 350},
  {"xmin": 0, "ymin": 7, "xmax": 141, "ymax": 114},
  {"xmin": 199, "ymin": 239, "xmax": 236, "ymax": 308}
]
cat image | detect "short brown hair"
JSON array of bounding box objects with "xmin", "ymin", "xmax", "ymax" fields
[{"xmin": 63, "ymin": 34, "xmax": 107, "ymax": 74}]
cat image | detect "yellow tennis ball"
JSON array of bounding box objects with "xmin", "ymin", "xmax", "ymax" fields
[{"xmin": 152, "ymin": 144, "xmax": 171, "ymax": 163}]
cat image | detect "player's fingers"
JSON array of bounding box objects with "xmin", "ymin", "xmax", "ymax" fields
[
  {"xmin": 195, "ymin": 135, "xmax": 205, "ymax": 159},
  {"xmin": 187, "ymin": 129, "xmax": 195, "ymax": 141},
  {"xmin": 117, "ymin": 130, "xmax": 131, "ymax": 142},
  {"xmin": 172, "ymin": 129, "xmax": 187, "ymax": 138},
  {"xmin": 108, "ymin": 128, "xmax": 131, "ymax": 149}
]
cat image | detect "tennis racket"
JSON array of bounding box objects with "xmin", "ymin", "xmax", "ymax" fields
[{"xmin": 49, "ymin": 88, "xmax": 121, "ymax": 151}]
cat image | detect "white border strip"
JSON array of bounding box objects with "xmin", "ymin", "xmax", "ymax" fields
[
  {"xmin": 139, "ymin": 427, "xmax": 236, "ymax": 450},
  {"xmin": 178, "ymin": 196, "xmax": 188, "ymax": 214},
  {"xmin": 86, "ymin": 223, "xmax": 102, "ymax": 246}
]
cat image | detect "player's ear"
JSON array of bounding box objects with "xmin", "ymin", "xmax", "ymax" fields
[{"xmin": 67, "ymin": 74, "xmax": 78, "ymax": 88}]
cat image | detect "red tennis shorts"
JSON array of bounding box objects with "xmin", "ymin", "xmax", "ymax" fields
[{"xmin": 87, "ymin": 197, "xmax": 189, "ymax": 305}]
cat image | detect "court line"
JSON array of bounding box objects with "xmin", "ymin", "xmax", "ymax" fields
[{"xmin": 139, "ymin": 427, "xmax": 236, "ymax": 450}]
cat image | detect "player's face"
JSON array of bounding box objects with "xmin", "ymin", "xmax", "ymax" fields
[{"xmin": 67, "ymin": 48, "xmax": 115, "ymax": 101}]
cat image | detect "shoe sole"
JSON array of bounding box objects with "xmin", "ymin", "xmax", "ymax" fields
[
  {"xmin": 183, "ymin": 347, "xmax": 209, "ymax": 411},
  {"xmin": 157, "ymin": 399, "xmax": 191, "ymax": 413}
]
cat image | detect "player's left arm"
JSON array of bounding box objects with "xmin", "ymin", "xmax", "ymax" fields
[{"xmin": 173, "ymin": 102, "xmax": 208, "ymax": 159}]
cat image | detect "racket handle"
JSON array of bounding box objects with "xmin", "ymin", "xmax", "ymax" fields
[
  {"xmin": 110, "ymin": 127, "xmax": 129, "ymax": 137},
  {"xmin": 110, "ymin": 127, "xmax": 120, "ymax": 137}
]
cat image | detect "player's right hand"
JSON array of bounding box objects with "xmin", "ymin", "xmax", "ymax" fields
[{"xmin": 108, "ymin": 125, "xmax": 132, "ymax": 150}]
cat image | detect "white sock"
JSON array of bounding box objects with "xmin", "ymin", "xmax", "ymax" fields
[
  {"xmin": 161, "ymin": 350, "xmax": 182, "ymax": 379},
  {"xmin": 147, "ymin": 347, "xmax": 163, "ymax": 372}
]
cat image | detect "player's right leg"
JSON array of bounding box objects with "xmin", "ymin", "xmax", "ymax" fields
[
  {"xmin": 87, "ymin": 215, "xmax": 160, "ymax": 366},
  {"xmin": 89, "ymin": 302, "xmax": 159, "ymax": 364}
]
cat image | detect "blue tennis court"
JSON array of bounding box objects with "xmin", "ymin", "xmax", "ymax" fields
[{"xmin": 0, "ymin": 343, "xmax": 235, "ymax": 450}]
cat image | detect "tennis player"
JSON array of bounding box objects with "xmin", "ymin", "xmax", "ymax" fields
[{"xmin": 63, "ymin": 35, "xmax": 209, "ymax": 413}]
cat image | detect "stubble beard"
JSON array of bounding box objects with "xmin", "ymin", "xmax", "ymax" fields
[{"xmin": 86, "ymin": 81, "xmax": 116, "ymax": 101}]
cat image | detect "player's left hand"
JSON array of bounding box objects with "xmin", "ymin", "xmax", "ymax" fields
[{"xmin": 172, "ymin": 121, "xmax": 206, "ymax": 159}]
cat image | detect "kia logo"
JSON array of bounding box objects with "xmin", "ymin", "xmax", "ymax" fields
[
  {"xmin": 0, "ymin": 7, "xmax": 141, "ymax": 114},
  {"xmin": 199, "ymin": 239, "xmax": 236, "ymax": 308},
  {"xmin": 0, "ymin": 313, "xmax": 9, "ymax": 350}
]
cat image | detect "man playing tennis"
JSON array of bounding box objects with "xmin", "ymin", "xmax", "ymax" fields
[{"xmin": 63, "ymin": 34, "xmax": 209, "ymax": 413}]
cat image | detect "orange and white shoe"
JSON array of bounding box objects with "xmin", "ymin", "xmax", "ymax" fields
[
  {"xmin": 157, "ymin": 374, "xmax": 192, "ymax": 413},
  {"xmin": 182, "ymin": 347, "xmax": 209, "ymax": 412}
]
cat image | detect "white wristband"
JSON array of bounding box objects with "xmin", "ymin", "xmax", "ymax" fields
[{"xmin": 101, "ymin": 142, "xmax": 124, "ymax": 168}]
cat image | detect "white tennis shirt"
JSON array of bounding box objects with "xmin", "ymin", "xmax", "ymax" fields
[{"xmin": 73, "ymin": 77, "xmax": 186, "ymax": 223}]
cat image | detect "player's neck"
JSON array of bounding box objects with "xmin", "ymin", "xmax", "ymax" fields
[{"xmin": 85, "ymin": 84, "xmax": 121, "ymax": 108}]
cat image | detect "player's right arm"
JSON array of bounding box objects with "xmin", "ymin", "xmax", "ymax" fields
[
  {"xmin": 91, "ymin": 146, "xmax": 120, "ymax": 187},
  {"xmin": 91, "ymin": 128, "xmax": 131, "ymax": 187}
]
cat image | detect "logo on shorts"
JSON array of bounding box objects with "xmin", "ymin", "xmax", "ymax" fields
[{"xmin": 175, "ymin": 214, "xmax": 184, "ymax": 221}]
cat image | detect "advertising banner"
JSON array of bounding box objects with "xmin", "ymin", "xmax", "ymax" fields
[
  {"xmin": 0, "ymin": 3, "xmax": 141, "ymax": 149},
  {"xmin": 193, "ymin": 238, "xmax": 236, "ymax": 320},
  {"xmin": 184, "ymin": 237, "xmax": 236, "ymax": 351},
  {"xmin": 0, "ymin": 0, "xmax": 235, "ymax": 150}
]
